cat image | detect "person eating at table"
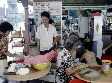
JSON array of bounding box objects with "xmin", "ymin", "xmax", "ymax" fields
[{"xmin": 56, "ymin": 32, "xmax": 101, "ymax": 83}]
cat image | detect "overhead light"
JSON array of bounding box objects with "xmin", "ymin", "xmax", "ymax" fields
[
  {"xmin": 17, "ymin": 0, "xmax": 28, "ymax": 7},
  {"xmin": 17, "ymin": 0, "xmax": 22, "ymax": 3}
]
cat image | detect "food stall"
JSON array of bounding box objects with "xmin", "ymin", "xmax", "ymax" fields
[
  {"xmin": 1, "ymin": 0, "xmax": 112, "ymax": 83},
  {"xmin": 3, "ymin": 0, "xmax": 61, "ymax": 83}
]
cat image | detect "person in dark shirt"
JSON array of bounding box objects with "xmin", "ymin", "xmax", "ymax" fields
[{"xmin": 0, "ymin": 21, "xmax": 13, "ymax": 83}]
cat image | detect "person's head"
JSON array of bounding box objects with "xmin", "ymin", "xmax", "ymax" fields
[
  {"xmin": 0, "ymin": 21, "xmax": 13, "ymax": 37},
  {"xmin": 41, "ymin": 11, "xmax": 50, "ymax": 25},
  {"xmin": 64, "ymin": 32, "xmax": 81, "ymax": 51},
  {"xmin": 49, "ymin": 18, "xmax": 54, "ymax": 24}
]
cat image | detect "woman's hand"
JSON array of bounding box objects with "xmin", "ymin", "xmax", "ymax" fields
[
  {"xmin": 65, "ymin": 67, "xmax": 75, "ymax": 75},
  {"xmin": 66, "ymin": 67, "xmax": 91, "ymax": 82}
]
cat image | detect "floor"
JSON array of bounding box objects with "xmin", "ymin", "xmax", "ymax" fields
[
  {"xmin": 8, "ymin": 80, "xmax": 54, "ymax": 83},
  {"xmin": 28, "ymin": 80, "xmax": 54, "ymax": 83}
]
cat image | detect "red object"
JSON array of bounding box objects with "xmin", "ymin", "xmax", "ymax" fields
[
  {"xmin": 91, "ymin": 12, "xmax": 101, "ymax": 16},
  {"xmin": 101, "ymin": 55, "xmax": 112, "ymax": 61},
  {"xmin": 16, "ymin": 59, "xmax": 24, "ymax": 63},
  {"xmin": 69, "ymin": 79, "xmax": 90, "ymax": 83}
]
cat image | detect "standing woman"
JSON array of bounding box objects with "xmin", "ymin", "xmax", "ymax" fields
[
  {"xmin": 36, "ymin": 11, "xmax": 58, "ymax": 55},
  {"xmin": 0, "ymin": 21, "xmax": 13, "ymax": 83}
]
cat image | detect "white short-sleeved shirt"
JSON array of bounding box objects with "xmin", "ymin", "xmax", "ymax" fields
[{"xmin": 36, "ymin": 24, "xmax": 58, "ymax": 51}]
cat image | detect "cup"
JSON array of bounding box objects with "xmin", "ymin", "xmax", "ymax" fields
[{"xmin": 102, "ymin": 63, "xmax": 110, "ymax": 71}]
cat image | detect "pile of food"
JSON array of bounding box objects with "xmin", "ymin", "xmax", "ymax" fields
[
  {"xmin": 6, "ymin": 50, "xmax": 57, "ymax": 76},
  {"xmin": 72, "ymin": 63, "xmax": 101, "ymax": 81},
  {"xmin": 7, "ymin": 63, "xmax": 30, "ymax": 75}
]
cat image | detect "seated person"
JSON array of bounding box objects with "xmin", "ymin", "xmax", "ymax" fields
[
  {"xmin": 56, "ymin": 32, "xmax": 101, "ymax": 83},
  {"xmin": 76, "ymin": 47, "xmax": 102, "ymax": 66},
  {"xmin": 0, "ymin": 21, "xmax": 13, "ymax": 83}
]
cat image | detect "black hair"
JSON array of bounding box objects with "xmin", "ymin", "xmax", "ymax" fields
[
  {"xmin": 49, "ymin": 18, "xmax": 54, "ymax": 24},
  {"xmin": 41, "ymin": 11, "xmax": 50, "ymax": 19},
  {"xmin": 64, "ymin": 32, "xmax": 80, "ymax": 51},
  {"xmin": 64, "ymin": 41, "xmax": 74, "ymax": 51},
  {"xmin": 69, "ymin": 32, "xmax": 79, "ymax": 39},
  {"xmin": 0, "ymin": 21, "xmax": 13, "ymax": 33}
]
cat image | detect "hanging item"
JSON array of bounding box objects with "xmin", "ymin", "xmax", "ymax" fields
[
  {"xmin": 96, "ymin": 23, "xmax": 99, "ymax": 33},
  {"xmin": 93, "ymin": 16, "xmax": 103, "ymax": 41},
  {"xmin": 93, "ymin": 15, "xmax": 103, "ymax": 59}
]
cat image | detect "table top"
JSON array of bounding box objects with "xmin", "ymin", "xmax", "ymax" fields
[
  {"xmin": 73, "ymin": 68, "xmax": 112, "ymax": 83},
  {"xmin": 92, "ymin": 69, "xmax": 112, "ymax": 83},
  {"xmin": 5, "ymin": 67, "xmax": 50, "ymax": 81}
]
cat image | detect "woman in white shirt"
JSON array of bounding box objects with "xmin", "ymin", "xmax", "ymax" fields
[{"xmin": 36, "ymin": 11, "xmax": 58, "ymax": 55}]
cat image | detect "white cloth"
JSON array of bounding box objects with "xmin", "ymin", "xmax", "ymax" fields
[
  {"xmin": 93, "ymin": 15, "xmax": 103, "ymax": 59},
  {"xmin": 36, "ymin": 24, "xmax": 58, "ymax": 51},
  {"xmin": 97, "ymin": 40, "xmax": 103, "ymax": 59},
  {"xmin": 57, "ymin": 48, "xmax": 66, "ymax": 67},
  {"xmin": 93, "ymin": 16, "xmax": 103, "ymax": 41}
]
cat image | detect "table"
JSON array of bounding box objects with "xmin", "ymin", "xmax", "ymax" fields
[
  {"xmin": 92, "ymin": 69, "xmax": 112, "ymax": 83},
  {"xmin": 5, "ymin": 67, "xmax": 50, "ymax": 82},
  {"xmin": 72, "ymin": 68, "xmax": 112, "ymax": 83}
]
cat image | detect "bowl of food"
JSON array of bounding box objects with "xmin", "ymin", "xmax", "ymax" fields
[
  {"xmin": 32, "ymin": 62, "xmax": 50, "ymax": 71},
  {"xmin": 16, "ymin": 67, "xmax": 30, "ymax": 75}
]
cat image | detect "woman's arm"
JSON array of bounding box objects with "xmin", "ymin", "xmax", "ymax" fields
[
  {"xmin": 65, "ymin": 67, "xmax": 91, "ymax": 82},
  {"xmin": 53, "ymin": 36, "xmax": 59, "ymax": 50},
  {"xmin": 103, "ymin": 43, "xmax": 112, "ymax": 54}
]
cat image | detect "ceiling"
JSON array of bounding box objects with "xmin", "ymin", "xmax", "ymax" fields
[
  {"xmin": 28, "ymin": 0, "xmax": 112, "ymax": 6},
  {"xmin": 28, "ymin": 0, "xmax": 62, "ymax": 5},
  {"xmin": 63, "ymin": 0, "xmax": 106, "ymax": 3},
  {"xmin": 63, "ymin": 0, "xmax": 111, "ymax": 5},
  {"xmin": 33, "ymin": 0, "xmax": 61, "ymax": 1}
]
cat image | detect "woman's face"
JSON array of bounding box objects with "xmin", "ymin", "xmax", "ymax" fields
[{"xmin": 41, "ymin": 16, "xmax": 49, "ymax": 25}]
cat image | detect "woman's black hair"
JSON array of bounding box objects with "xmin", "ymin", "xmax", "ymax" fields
[
  {"xmin": 0, "ymin": 21, "xmax": 13, "ymax": 33},
  {"xmin": 64, "ymin": 32, "xmax": 80, "ymax": 51},
  {"xmin": 49, "ymin": 18, "xmax": 54, "ymax": 24},
  {"xmin": 41, "ymin": 11, "xmax": 50, "ymax": 19},
  {"xmin": 64, "ymin": 41, "xmax": 74, "ymax": 51}
]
